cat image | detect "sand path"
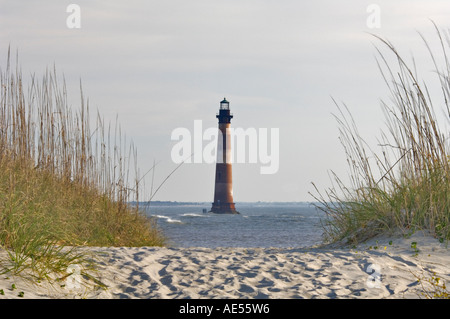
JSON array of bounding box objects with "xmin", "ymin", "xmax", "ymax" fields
[{"xmin": 0, "ymin": 231, "xmax": 448, "ymax": 299}]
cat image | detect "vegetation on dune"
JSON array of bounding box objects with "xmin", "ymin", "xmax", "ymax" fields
[
  {"xmin": 311, "ymin": 23, "xmax": 450, "ymax": 246},
  {"xmin": 0, "ymin": 49, "xmax": 165, "ymax": 283}
]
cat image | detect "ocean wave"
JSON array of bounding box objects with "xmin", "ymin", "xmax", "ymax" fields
[
  {"xmin": 182, "ymin": 213, "xmax": 208, "ymax": 217},
  {"xmin": 153, "ymin": 215, "xmax": 183, "ymax": 224}
]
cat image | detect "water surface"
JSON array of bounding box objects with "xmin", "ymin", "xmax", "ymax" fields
[{"xmin": 144, "ymin": 202, "xmax": 325, "ymax": 248}]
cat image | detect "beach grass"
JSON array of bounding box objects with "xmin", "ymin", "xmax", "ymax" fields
[
  {"xmin": 311, "ymin": 23, "xmax": 450, "ymax": 245},
  {"xmin": 0, "ymin": 49, "xmax": 165, "ymax": 282}
]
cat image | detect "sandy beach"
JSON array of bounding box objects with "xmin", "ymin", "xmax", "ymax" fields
[{"xmin": 0, "ymin": 230, "xmax": 448, "ymax": 299}]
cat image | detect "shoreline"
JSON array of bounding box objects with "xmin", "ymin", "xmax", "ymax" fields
[{"xmin": 0, "ymin": 231, "xmax": 448, "ymax": 299}]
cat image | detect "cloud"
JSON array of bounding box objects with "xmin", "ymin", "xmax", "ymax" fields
[{"xmin": 1, "ymin": 0, "xmax": 449, "ymax": 201}]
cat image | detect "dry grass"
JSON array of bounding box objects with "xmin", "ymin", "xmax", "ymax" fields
[
  {"xmin": 0, "ymin": 49, "xmax": 165, "ymax": 281},
  {"xmin": 311, "ymin": 23, "xmax": 450, "ymax": 245}
]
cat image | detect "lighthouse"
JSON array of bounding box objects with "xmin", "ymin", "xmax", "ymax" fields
[{"xmin": 210, "ymin": 98, "xmax": 239, "ymax": 214}]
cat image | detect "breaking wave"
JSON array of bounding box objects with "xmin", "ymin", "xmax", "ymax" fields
[
  {"xmin": 153, "ymin": 215, "xmax": 183, "ymax": 224},
  {"xmin": 181, "ymin": 213, "xmax": 208, "ymax": 217}
]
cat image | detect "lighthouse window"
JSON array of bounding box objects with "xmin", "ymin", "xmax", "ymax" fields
[{"xmin": 218, "ymin": 172, "xmax": 221, "ymax": 180}]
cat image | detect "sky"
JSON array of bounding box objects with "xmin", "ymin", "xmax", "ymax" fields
[{"xmin": 1, "ymin": 0, "xmax": 450, "ymax": 202}]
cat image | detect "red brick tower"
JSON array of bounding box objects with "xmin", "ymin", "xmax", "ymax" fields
[{"xmin": 210, "ymin": 98, "xmax": 239, "ymax": 214}]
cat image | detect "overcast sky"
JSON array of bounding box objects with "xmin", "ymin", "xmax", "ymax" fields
[{"xmin": 1, "ymin": 1, "xmax": 449, "ymax": 202}]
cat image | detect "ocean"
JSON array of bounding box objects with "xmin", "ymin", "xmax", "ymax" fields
[{"xmin": 143, "ymin": 202, "xmax": 326, "ymax": 248}]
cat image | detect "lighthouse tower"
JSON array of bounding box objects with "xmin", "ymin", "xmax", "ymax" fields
[{"xmin": 210, "ymin": 98, "xmax": 239, "ymax": 214}]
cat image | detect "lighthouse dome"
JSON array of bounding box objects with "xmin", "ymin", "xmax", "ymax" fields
[{"xmin": 220, "ymin": 98, "xmax": 229, "ymax": 110}]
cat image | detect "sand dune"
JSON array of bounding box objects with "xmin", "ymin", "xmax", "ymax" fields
[{"xmin": 0, "ymin": 231, "xmax": 448, "ymax": 299}]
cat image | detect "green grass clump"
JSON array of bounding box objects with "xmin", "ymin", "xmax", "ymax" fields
[
  {"xmin": 0, "ymin": 156, "xmax": 165, "ymax": 249},
  {"xmin": 311, "ymin": 23, "xmax": 450, "ymax": 245},
  {"xmin": 0, "ymin": 49, "xmax": 165, "ymax": 283}
]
